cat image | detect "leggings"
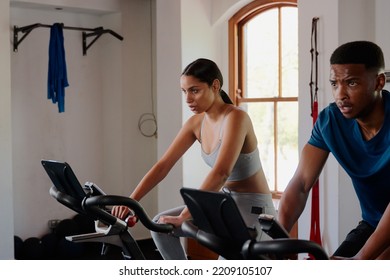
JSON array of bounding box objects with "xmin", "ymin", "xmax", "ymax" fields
[{"xmin": 150, "ymin": 189, "xmax": 276, "ymax": 260}]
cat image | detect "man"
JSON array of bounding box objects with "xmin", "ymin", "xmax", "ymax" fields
[{"xmin": 278, "ymin": 41, "xmax": 390, "ymax": 259}]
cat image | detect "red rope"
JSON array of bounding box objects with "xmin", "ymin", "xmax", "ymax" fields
[
  {"xmin": 310, "ymin": 102, "xmax": 321, "ymax": 246},
  {"xmin": 308, "ymin": 18, "xmax": 322, "ymax": 258}
]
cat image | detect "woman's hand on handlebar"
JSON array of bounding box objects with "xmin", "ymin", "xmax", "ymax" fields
[
  {"xmin": 158, "ymin": 215, "xmax": 186, "ymax": 228},
  {"xmin": 111, "ymin": 205, "xmax": 131, "ymax": 220},
  {"xmin": 158, "ymin": 206, "xmax": 191, "ymax": 228}
]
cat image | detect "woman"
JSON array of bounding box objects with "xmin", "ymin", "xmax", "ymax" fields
[{"xmin": 112, "ymin": 58, "xmax": 275, "ymax": 259}]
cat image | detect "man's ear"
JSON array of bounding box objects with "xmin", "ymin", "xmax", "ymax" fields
[{"xmin": 376, "ymin": 72, "xmax": 386, "ymax": 91}]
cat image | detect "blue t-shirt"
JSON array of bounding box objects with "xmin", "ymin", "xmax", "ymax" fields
[{"xmin": 308, "ymin": 90, "xmax": 390, "ymax": 228}]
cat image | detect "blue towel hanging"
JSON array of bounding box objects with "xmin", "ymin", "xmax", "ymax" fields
[{"xmin": 47, "ymin": 23, "xmax": 69, "ymax": 113}]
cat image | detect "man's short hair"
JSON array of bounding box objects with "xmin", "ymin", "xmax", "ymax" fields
[{"xmin": 330, "ymin": 41, "xmax": 385, "ymax": 71}]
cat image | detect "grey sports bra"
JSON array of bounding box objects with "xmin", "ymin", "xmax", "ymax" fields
[{"xmin": 200, "ymin": 112, "xmax": 262, "ymax": 181}]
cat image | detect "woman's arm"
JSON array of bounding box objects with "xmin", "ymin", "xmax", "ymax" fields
[
  {"xmin": 132, "ymin": 116, "xmax": 199, "ymax": 200},
  {"xmin": 111, "ymin": 116, "xmax": 199, "ymax": 220}
]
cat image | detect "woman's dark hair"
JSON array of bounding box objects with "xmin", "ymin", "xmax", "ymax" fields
[
  {"xmin": 330, "ymin": 41, "xmax": 385, "ymax": 71},
  {"xmin": 182, "ymin": 58, "xmax": 233, "ymax": 104}
]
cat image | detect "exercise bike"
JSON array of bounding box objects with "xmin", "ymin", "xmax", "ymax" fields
[
  {"xmin": 42, "ymin": 159, "xmax": 173, "ymax": 260},
  {"xmin": 180, "ymin": 187, "xmax": 329, "ymax": 260}
]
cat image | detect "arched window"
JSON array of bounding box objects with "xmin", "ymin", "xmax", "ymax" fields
[{"xmin": 229, "ymin": 0, "xmax": 298, "ymax": 197}]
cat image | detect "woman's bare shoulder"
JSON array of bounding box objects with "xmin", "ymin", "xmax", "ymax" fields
[
  {"xmin": 186, "ymin": 112, "xmax": 204, "ymax": 126},
  {"xmin": 226, "ymin": 106, "xmax": 251, "ymax": 123},
  {"xmin": 182, "ymin": 113, "xmax": 205, "ymax": 139}
]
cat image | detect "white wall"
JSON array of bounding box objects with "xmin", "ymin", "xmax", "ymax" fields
[
  {"xmin": 155, "ymin": 0, "xmax": 184, "ymax": 212},
  {"xmin": 0, "ymin": 0, "xmax": 14, "ymax": 260},
  {"xmin": 7, "ymin": 0, "xmax": 158, "ymax": 247},
  {"xmin": 114, "ymin": 0, "xmax": 159, "ymax": 239},
  {"xmin": 376, "ymin": 0, "xmax": 390, "ymax": 70}
]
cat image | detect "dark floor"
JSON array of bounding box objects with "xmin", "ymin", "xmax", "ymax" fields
[
  {"xmin": 15, "ymin": 236, "xmax": 162, "ymax": 260},
  {"xmin": 84, "ymin": 238, "xmax": 163, "ymax": 260}
]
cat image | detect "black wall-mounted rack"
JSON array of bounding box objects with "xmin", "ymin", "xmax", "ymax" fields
[{"xmin": 13, "ymin": 23, "xmax": 123, "ymax": 56}]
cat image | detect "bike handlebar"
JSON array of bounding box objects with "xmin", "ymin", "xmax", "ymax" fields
[
  {"xmin": 83, "ymin": 195, "xmax": 174, "ymax": 233},
  {"xmin": 242, "ymin": 238, "xmax": 329, "ymax": 260}
]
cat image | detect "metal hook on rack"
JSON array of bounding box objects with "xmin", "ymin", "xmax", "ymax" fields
[{"xmin": 13, "ymin": 23, "xmax": 123, "ymax": 55}]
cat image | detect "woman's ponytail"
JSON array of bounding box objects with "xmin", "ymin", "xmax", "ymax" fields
[{"xmin": 220, "ymin": 90, "xmax": 233, "ymax": 104}]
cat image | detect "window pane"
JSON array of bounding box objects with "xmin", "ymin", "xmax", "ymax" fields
[
  {"xmin": 245, "ymin": 8, "xmax": 279, "ymax": 98},
  {"xmin": 233, "ymin": 3, "xmax": 298, "ymax": 193},
  {"xmin": 281, "ymin": 7, "xmax": 298, "ymax": 98},
  {"xmin": 276, "ymin": 102, "xmax": 298, "ymax": 191},
  {"xmin": 244, "ymin": 102, "xmax": 275, "ymax": 190}
]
